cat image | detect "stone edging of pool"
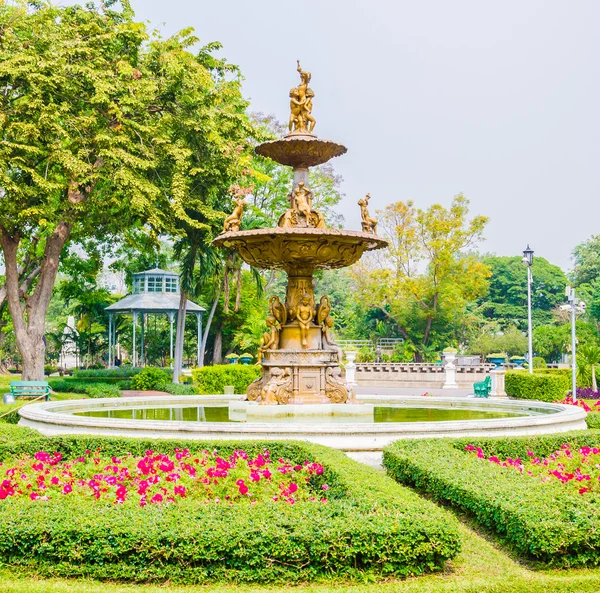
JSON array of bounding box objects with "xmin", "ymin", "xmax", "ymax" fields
[{"xmin": 18, "ymin": 395, "xmax": 587, "ymax": 451}]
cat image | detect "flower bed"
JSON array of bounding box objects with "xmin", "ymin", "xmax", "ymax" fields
[
  {"xmin": 464, "ymin": 442, "xmax": 600, "ymax": 495},
  {"xmin": 1, "ymin": 447, "xmax": 329, "ymax": 505},
  {"xmin": 383, "ymin": 432, "xmax": 600, "ymax": 566},
  {"xmin": 0, "ymin": 435, "xmax": 460, "ymax": 584},
  {"xmin": 558, "ymin": 396, "xmax": 600, "ymax": 429}
]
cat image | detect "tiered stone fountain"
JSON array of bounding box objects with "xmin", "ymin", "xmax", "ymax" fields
[{"xmin": 213, "ymin": 62, "xmax": 387, "ymax": 407}]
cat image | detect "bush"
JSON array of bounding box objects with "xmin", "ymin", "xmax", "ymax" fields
[
  {"xmin": 0, "ymin": 403, "xmax": 24, "ymax": 425},
  {"xmin": 533, "ymin": 356, "xmax": 547, "ymax": 368},
  {"xmin": 0, "ymin": 422, "xmax": 40, "ymax": 441},
  {"xmin": 0, "ymin": 435, "xmax": 460, "ymax": 583},
  {"xmin": 48, "ymin": 380, "xmax": 121, "ymax": 398},
  {"xmin": 83, "ymin": 383, "xmax": 122, "ymax": 398},
  {"xmin": 130, "ymin": 367, "xmax": 170, "ymax": 391},
  {"xmin": 384, "ymin": 432, "xmax": 600, "ymax": 567},
  {"xmin": 73, "ymin": 367, "xmax": 142, "ymax": 379},
  {"xmin": 43, "ymin": 365, "xmax": 58, "ymax": 376},
  {"xmin": 157, "ymin": 382, "xmax": 197, "ymax": 395},
  {"xmin": 505, "ymin": 370, "xmax": 570, "ymax": 402},
  {"xmin": 586, "ymin": 413, "xmax": 600, "ymax": 429},
  {"xmin": 192, "ymin": 365, "xmax": 261, "ymax": 394}
]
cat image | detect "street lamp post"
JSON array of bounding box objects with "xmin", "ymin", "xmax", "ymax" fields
[
  {"xmin": 522, "ymin": 245, "xmax": 534, "ymax": 374},
  {"xmin": 565, "ymin": 286, "xmax": 583, "ymax": 402}
]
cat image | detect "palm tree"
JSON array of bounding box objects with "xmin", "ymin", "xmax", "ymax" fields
[{"xmin": 577, "ymin": 343, "xmax": 600, "ymax": 391}]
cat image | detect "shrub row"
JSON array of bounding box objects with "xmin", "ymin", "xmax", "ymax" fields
[
  {"xmin": 192, "ymin": 364, "xmax": 261, "ymax": 394},
  {"xmin": 0, "ymin": 435, "xmax": 460, "ymax": 584},
  {"xmin": 157, "ymin": 382, "xmax": 197, "ymax": 395},
  {"xmin": 383, "ymin": 432, "xmax": 600, "ymax": 567},
  {"xmin": 48, "ymin": 380, "xmax": 122, "ymax": 398},
  {"xmin": 72, "ymin": 367, "xmax": 143, "ymax": 379},
  {"xmin": 505, "ymin": 370, "xmax": 570, "ymax": 402}
]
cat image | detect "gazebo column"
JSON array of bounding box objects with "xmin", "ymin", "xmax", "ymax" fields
[
  {"xmin": 196, "ymin": 312, "xmax": 203, "ymax": 368},
  {"xmin": 132, "ymin": 311, "xmax": 138, "ymax": 367},
  {"xmin": 107, "ymin": 313, "xmax": 113, "ymax": 369},
  {"xmin": 169, "ymin": 312, "xmax": 175, "ymax": 368},
  {"xmin": 140, "ymin": 313, "xmax": 145, "ymax": 367}
]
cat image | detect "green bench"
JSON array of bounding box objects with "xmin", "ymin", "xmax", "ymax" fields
[
  {"xmin": 9, "ymin": 381, "xmax": 50, "ymax": 401},
  {"xmin": 473, "ymin": 375, "xmax": 491, "ymax": 398}
]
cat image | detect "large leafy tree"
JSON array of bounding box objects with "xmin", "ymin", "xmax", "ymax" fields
[
  {"xmin": 571, "ymin": 235, "xmax": 600, "ymax": 287},
  {"xmin": 352, "ymin": 195, "xmax": 490, "ymax": 358},
  {"xmin": 477, "ymin": 256, "xmax": 567, "ymax": 329},
  {"xmin": 0, "ymin": 1, "xmax": 163, "ymax": 379},
  {"xmin": 0, "ymin": 1, "xmax": 260, "ymax": 379}
]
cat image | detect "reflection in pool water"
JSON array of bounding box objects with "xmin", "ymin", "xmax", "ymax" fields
[{"xmin": 73, "ymin": 405, "xmax": 528, "ymax": 424}]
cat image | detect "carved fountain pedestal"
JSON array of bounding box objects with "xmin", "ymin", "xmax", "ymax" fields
[{"xmin": 213, "ymin": 62, "xmax": 387, "ymax": 406}]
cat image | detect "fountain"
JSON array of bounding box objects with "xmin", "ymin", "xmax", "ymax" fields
[
  {"xmin": 213, "ymin": 61, "xmax": 387, "ymax": 407},
  {"xmin": 17, "ymin": 64, "xmax": 588, "ymax": 450}
]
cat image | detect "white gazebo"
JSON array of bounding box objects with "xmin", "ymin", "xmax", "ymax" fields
[{"xmin": 105, "ymin": 268, "xmax": 205, "ymax": 368}]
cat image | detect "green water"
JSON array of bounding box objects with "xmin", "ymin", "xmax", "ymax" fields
[{"xmin": 74, "ymin": 405, "xmax": 524, "ymax": 424}]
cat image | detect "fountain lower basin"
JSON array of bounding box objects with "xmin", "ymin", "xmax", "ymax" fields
[{"xmin": 18, "ymin": 395, "xmax": 587, "ymax": 451}]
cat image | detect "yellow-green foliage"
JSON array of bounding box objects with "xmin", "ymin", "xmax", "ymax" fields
[{"xmin": 192, "ymin": 365, "xmax": 260, "ymax": 394}]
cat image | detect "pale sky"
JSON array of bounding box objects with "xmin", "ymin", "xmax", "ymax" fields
[{"xmin": 84, "ymin": 1, "xmax": 600, "ymax": 271}]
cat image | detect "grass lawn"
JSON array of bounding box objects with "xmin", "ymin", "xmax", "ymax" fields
[{"xmin": 1, "ymin": 513, "xmax": 600, "ymax": 593}]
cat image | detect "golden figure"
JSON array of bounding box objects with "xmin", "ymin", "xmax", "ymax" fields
[
  {"xmin": 316, "ymin": 295, "xmax": 331, "ymax": 327},
  {"xmin": 293, "ymin": 181, "xmax": 313, "ymax": 222},
  {"xmin": 325, "ymin": 366, "xmax": 349, "ymax": 403},
  {"xmin": 223, "ymin": 197, "xmax": 246, "ymax": 233},
  {"xmin": 260, "ymin": 367, "xmax": 292, "ymax": 405},
  {"xmin": 358, "ymin": 193, "xmax": 377, "ymax": 234},
  {"xmin": 257, "ymin": 315, "xmax": 280, "ymax": 363},
  {"xmin": 295, "ymin": 293, "xmax": 316, "ymax": 348},
  {"xmin": 288, "ymin": 61, "xmax": 316, "ymax": 135},
  {"xmin": 269, "ymin": 295, "xmax": 287, "ymax": 327}
]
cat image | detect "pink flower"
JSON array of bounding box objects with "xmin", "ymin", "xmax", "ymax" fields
[
  {"xmin": 150, "ymin": 493, "xmax": 163, "ymax": 504},
  {"xmin": 238, "ymin": 484, "xmax": 249, "ymax": 495},
  {"xmin": 322, "ymin": 484, "xmax": 329, "ymax": 491},
  {"xmin": 62, "ymin": 484, "xmax": 72, "ymax": 495}
]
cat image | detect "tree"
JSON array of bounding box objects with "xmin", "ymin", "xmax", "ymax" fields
[
  {"xmin": 0, "ymin": 2, "xmax": 165, "ymax": 379},
  {"xmin": 468, "ymin": 326, "xmax": 528, "ymax": 358},
  {"xmin": 0, "ymin": 2, "xmax": 261, "ymax": 379},
  {"xmin": 571, "ymin": 235, "xmax": 600, "ymax": 287},
  {"xmin": 533, "ymin": 321, "xmax": 599, "ymax": 364},
  {"xmin": 477, "ymin": 256, "xmax": 567, "ymax": 329},
  {"xmin": 352, "ymin": 195, "xmax": 490, "ymax": 358},
  {"xmin": 577, "ymin": 342, "xmax": 600, "ymax": 391}
]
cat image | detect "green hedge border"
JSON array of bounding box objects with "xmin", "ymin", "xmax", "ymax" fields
[
  {"xmin": 383, "ymin": 431, "xmax": 600, "ymax": 567},
  {"xmin": 0, "ymin": 433, "xmax": 460, "ymax": 584}
]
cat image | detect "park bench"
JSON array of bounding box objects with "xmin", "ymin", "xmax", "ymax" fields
[
  {"xmin": 9, "ymin": 380, "xmax": 50, "ymax": 401},
  {"xmin": 473, "ymin": 376, "xmax": 491, "ymax": 398}
]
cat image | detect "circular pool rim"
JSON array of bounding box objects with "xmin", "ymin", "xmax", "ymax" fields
[{"xmin": 18, "ymin": 395, "xmax": 587, "ymax": 451}]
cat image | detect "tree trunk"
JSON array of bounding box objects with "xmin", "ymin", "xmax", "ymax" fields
[
  {"xmin": 173, "ymin": 290, "xmax": 188, "ymax": 384},
  {"xmin": 212, "ymin": 328, "xmax": 223, "ymax": 365},
  {"xmin": 0, "ymin": 223, "xmax": 71, "ymax": 381},
  {"xmin": 200, "ymin": 281, "xmax": 222, "ymax": 366}
]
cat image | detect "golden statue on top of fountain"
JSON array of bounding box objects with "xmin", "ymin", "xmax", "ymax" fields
[{"xmin": 215, "ymin": 62, "xmax": 388, "ymax": 405}]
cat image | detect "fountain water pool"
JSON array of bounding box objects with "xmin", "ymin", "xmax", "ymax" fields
[{"xmin": 18, "ymin": 395, "xmax": 587, "ymax": 451}]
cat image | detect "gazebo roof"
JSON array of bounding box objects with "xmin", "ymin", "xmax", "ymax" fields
[
  {"xmin": 105, "ymin": 292, "xmax": 205, "ymax": 314},
  {"xmin": 132, "ymin": 268, "xmax": 178, "ymax": 277}
]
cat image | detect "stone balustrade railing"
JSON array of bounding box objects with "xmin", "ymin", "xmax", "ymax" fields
[{"xmin": 354, "ymin": 362, "xmax": 495, "ymax": 389}]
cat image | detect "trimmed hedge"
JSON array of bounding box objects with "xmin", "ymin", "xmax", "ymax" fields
[
  {"xmin": 157, "ymin": 382, "xmax": 197, "ymax": 395},
  {"xmin": 130, "ymin": 367, "xmax": 169, "ymax": 390},
  {"xmin": 48, "ymin": 380, "xmax": 122, "ymax": 398},
  {"xmin": 192, "ymin": 364, "xmax": 261, "ymax": 394},
  {"xmin": 586, "ymin": 413, "xmax": 600, "ymax": 429},
  {"xmin": 0, "ymin": 435, "xmax": 460, "ymax": 584},
  {"xmin": 505, "ymin": 370, "xmax": 570, "ymax": 402},
  {"xmin": 384, "ymin": 432, "xmax": 600, "ymax": 567},
  {"xmin": 0, "ymin": 422, "xmax": 40, "ymax": 442},
  {"xmin": 73, "ymin": 367, "xmax": 142, "ymax": 379}
]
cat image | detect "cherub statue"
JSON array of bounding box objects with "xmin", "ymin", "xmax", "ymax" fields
[
  {"xmin": 223, "ymin": 197, "xmax": 246, "ymax": 233},
  {"xmin": 292, "ymin": 181, "xmax": 313, "ymax": 224},
  {"xmin": 260, "ymin": 367, "xmax": 292, "ymax": 405},
  {"xmin": 287, "ymin": 60, "xmax": 316, "ymax": 134},
  {"xmin": 316, "ymin": 295, "xmax": 331, "ymax": 328},
  {"xmin": 358, "ymin": 193, "xmax": 377, "ymax": 234},
  {"xmin": 257, "ymin": 315, "xmax": 279, "ymax": 363},
  {"xmin": 269, "ymin": 295, "xmax": 287, "ymax": 327},
  {"xmin": 295, "ymin": 293, "xmax": 316, "ymax": 348}
]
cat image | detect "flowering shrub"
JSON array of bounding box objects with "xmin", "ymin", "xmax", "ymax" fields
[
  {"xmin": 567, "ymin": 387, "xmax": 600, "ymax": 400},
  {"xmin": 0, "ymin": 447, "xmax": 328, "ymax": 506},
  {"xmin": 557, "ymin": 396, "xmax": 597, "ymax": 412},
  {"xmin": 384, "ymin": 434, "xmax": 600, "ymax": 566},
  {"xmin": 0, "ymin": 437, "xmax": 461, "ymax": 583},
  {"xmin": 465, "ymin": 443, "xmax": 600, "ymax": 495}
]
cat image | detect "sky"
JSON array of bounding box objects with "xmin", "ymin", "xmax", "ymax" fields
[{"xmin": 76, "ymin": 1, "xmax": 600, "ymax": 271}]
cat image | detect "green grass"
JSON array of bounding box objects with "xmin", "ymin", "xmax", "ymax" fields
[{"xmin": 2, "ymin": 514, "xmax": 600, "ymax": 593}]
